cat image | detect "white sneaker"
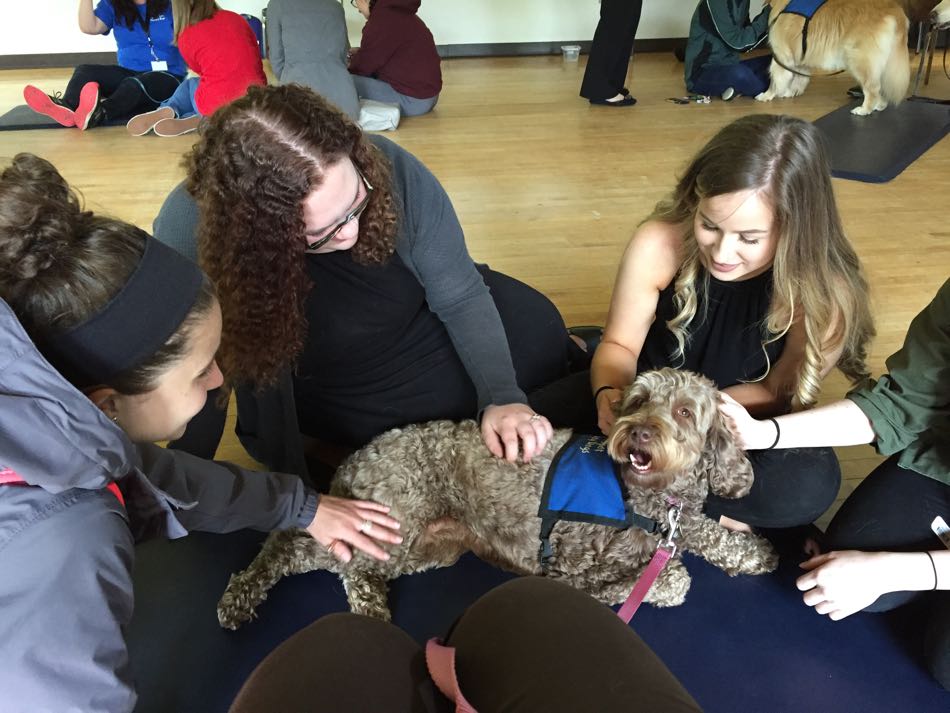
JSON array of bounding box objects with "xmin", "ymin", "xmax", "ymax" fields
[{"xmin": 721, "ymin": 87, "xmax": 736, "ymax": 101}]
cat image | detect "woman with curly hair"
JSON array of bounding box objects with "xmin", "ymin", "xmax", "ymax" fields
[
  {"xmin": 533, "ymin": 114, "xmax": 875, "ymax": 532},
  {"xmin": 153, "ymin": 84, "xmax": 582, "ymax": 482}
]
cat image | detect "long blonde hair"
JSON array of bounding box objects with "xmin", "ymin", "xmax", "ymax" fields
[
  {"xmin": 649, "ymin": 114, "xmax": 874, "ymax": 409},
  {"xmin": 171, "ymin": 0, "xmax": 218, "ymax": 41}
]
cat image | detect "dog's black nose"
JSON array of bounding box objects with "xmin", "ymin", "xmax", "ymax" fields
[{"xmin": 629, "ymin": 427, "xmax": 652, "ymax": 444}]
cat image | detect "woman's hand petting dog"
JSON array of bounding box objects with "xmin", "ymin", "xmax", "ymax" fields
[
  {"xmin": 717, "ymin": 393, "xmax": 776, "ymax": 450},
  {"xmin": 481, "ymin": 403, "xmax": 553, "ymax": 462},
  {"xmin": 305, "ymin": 496, "xmax": 403, "ymax": 563}
]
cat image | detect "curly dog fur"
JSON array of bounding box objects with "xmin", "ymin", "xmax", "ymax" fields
[{"xmin": 218, "ymin": 369, "xmax": 778, "ymax": 628}]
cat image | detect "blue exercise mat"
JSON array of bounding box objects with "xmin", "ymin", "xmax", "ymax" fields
[
  {"xmin": 813, "ymin": 99, "xmax": 950, "ymax": 183},
  {"xmin": 128, "ymin": 530, "xmax": 948, "ymax": 712}
]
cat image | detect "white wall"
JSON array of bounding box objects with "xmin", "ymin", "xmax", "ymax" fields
[{"xmin": 2, "ymin": 0, "xmax": 714, "ymax": 57}]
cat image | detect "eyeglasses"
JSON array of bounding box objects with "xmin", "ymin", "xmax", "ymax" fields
[{"xmin": 304, "ymin": 166, "xmax": 374, "ymax": 253}]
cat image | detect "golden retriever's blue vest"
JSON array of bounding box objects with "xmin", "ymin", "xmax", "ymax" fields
[
  {"xmin": 781, "ymin": 0, "xmax": 829, "ymax": 57},
  {"xmin": 537, "ymin": 434, "xmax": 659, "ymax": 570}
]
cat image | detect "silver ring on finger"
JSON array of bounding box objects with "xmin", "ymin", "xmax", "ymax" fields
[
  {"xmin": 529, "ymin": 413, "xmax": 542, "ymax": 422},
  {"xmin": 358, "ymin": 519, "xmax": 373, "ymax": 534}
]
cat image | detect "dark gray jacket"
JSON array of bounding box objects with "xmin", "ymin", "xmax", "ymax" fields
[
  {"xmin": 266, "ymin": 0, "xmax": 361, "ymax": 120},
  {"xmin": 684, "ymin": 0, "xmax": 770, "ymax": 91},
  {"xmin": 0, "ymin": 299, "xmax": 317, "ymax": 713},
  {"xmin": 153, "ymin": 135, "xmax": 525, "ymax": 478}
]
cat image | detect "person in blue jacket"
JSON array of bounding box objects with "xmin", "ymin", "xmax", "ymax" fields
[
  {"xmin": 684, "ymin": 0, "xmax": 772, "ymax": 100},
  {"xmin": 23, "ymin": 0, "xmax": 186, "ymax": 130},
  {"xmin": 0, "ymin": 153, "xmax": 402, "ymax": 712}
]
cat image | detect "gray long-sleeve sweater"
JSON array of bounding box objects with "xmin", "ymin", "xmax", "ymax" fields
[
  {"xmin": 0, "ymin": 299, "xmax": 317, "ymax": 713},
  {"xmin": 153, "ymin": 135, "xmax": 527, "ymax": 477},
  {"xmin": 266, "ymin": 0, "xmax": 361, "ymax": 120}
]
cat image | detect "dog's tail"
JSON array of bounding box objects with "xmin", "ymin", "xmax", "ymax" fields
[{"xmin": 881, "ymin": 15, "xmax": 911, "ymax": 106}]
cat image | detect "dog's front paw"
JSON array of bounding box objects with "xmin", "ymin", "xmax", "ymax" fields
[
  {"xmin": 644, "ymin": 559, "xmax": 691, "ymax": 607},
  {"xmin": 755, "ymin": 91, "xmax": 774, "ymax": 102},
  {"xmin": 217, "ymin": 572, "xmax": 264, "ymax": 630},
  {"xmin": 724, "ymin": 534, "xmax": 778, "ymax": 575},
  {"xmin": 850, "ymin": 104, "xmax": 872, "ymax": 116}
]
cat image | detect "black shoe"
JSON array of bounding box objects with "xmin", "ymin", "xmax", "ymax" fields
[
  {"xmin": 847, "ymin": 85, "xmax": 864, "ymax": 99},
  {"xmin": 620, "ymin": 87, "xmax": 630, "ymax": 96},
  {"xmin": 589, "ymin": 96, "xmax": 636, "ymax": 107},
  {"xmin": 48, "ymin": 91, "xmax": 70, "ymax": 109}
]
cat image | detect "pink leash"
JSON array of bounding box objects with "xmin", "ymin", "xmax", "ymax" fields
[
  {"xmin": 424, "ymin": 502, "xmax": 684, "ymax": 711},
  {"xmin": 616, "ymin": 502, "xmax": 682, "ymax": 623}
]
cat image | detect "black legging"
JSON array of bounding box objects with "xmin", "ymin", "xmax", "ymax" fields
[
  {"xmin": 227, "ymin": 577, "xmax": 702, "ymax": 712},
  {"xmin": 579, "ymin": 0, "xmax": 643, "ymax": 100},
  {"xmin": 62, "ymin": 64, "xmax": 181, "ymax": 120},
  {"xmin": 822, "ymin": 455, "xmax": 950, "ymax": 689},
  {"xmin": 528, "ymin": 369, "xmax": 842, "ymax": 528}
]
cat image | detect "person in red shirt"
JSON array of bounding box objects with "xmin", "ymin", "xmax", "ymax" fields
[
  {"xmin": 126, "ymin": 0, "xmax": 266, "ymax": 136},
  {"xmin": 348, "ymin": 0, "xmax": 441, "ymax": 117}
]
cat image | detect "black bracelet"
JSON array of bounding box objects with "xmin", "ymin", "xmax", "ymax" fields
[
  {"xmin": 594, "ymin": 385, "xmax": 620, "ymax": 400},
  {"xmin": 766, "ymin": 417, "xmax": 780, "ymax": 450},
  {"xmin": 926, "ymin": 551, "xmax": 938, "ymax": 590}
]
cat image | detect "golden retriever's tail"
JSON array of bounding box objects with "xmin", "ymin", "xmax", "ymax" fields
[{"xmin": 882, "ymin": 15, "xmax": 911, "ymax": 105}]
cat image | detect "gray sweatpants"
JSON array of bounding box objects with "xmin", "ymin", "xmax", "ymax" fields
[{"xmin": 352, "ymin": 75, "xmax": 438, "ymax": 116}]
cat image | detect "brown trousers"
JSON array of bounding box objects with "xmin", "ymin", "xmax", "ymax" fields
[{"xmin": 228, "ymin": 576, "xmax": 702, "ymax": 713}]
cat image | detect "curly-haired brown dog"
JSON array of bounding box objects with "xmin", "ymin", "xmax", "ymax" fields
[{"xmin": 217, "ymin": 369, "xmax": 778, "ymax": 627}]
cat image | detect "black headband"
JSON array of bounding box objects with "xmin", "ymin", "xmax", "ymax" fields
[{"xmin": 43, "ymin": 238, "xmax": 206, "ymax": 389}]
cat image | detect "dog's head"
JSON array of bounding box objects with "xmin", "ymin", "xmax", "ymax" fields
[{"xmin": 606, "ymin": 368, "xmax": 753, "ymax": 498}]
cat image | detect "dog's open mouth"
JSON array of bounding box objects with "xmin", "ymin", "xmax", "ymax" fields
[{"xmin": 628, "ymin": 448, "xmax": 652, "ymax": 474}]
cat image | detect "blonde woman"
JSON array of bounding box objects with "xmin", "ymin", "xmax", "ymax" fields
[{"xmin": 533, "ymin": 114, "xmax": 874, "ymax": 531}]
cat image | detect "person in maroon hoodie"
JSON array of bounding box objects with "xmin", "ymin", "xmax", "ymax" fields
[{"xmin": 348, "ymin": 0, "xmax": 441, "ymax": 116}]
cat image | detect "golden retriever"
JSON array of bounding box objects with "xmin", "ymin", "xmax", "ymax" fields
[{"xmin": 756, "ymin": 0, "xmax": 910, "ymax": 115}]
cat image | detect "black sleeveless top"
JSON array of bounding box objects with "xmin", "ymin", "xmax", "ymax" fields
[
  {"xmin": 637, "ymin": 268, "xmax": 785, "ymax": 389},
  {"xmin": 292, "ymin": 250, "xmax": 463, "ymax": 440}
]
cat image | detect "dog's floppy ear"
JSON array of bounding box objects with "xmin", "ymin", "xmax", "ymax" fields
[{"xmin": 703, "ymin": 408, "xmax": 754, "ymax": 498}]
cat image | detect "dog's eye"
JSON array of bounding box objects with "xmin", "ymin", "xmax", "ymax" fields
[{"xmin": 676, "ymin": 407, "xmax": 692, "ymax": 419}]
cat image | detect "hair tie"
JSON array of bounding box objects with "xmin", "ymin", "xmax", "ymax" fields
[
  {"xmin": 926, "ymin": 551, "xmax": 938, "ymax": 590},
  {"xmin": 766, "ymin": 417, "xmax": 781, "ymax": 450}
]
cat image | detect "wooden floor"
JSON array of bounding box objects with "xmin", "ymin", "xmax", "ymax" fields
[{"xmin": 1, "ymin": 53, "xmax": 948, "ymax": 526}]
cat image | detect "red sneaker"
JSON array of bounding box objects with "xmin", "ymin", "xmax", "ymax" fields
[
  {"xmin": 23, "ymin": 85, "xmax": 75, "ymax": 127},
  {"xmin": 73, "ymin": 82, "xmax": 102, "ymax": 131}
]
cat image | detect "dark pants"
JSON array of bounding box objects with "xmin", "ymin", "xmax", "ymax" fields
[
  {"xmin": 689, "ymin": 55, "xmax": 772, "ymax": 98},
  {"xmin": 63, "ymin": 64, "xmax": 182, "ymax": 120},
  {"xmin": 169, "ymin": 267, "xmax": 587, "ymax": 458},
  {"xmin": 227, "ymin": 577, "xmax": 702, "ymax": 713},
  {"xmin": 579, "ymin": 0, "xmax": 644, "ymax": 100},
  {"xmin": 822, "ymin": 455, "xmax": 950, "ymax": 689},
  {"xmin": 529, "ymin": 369, "xmax": 841, "ymax": 528}
]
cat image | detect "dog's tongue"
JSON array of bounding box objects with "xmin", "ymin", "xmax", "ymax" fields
[{"xmin": 630, "ymin": 450, "xmax": 651, "ymax": 467}]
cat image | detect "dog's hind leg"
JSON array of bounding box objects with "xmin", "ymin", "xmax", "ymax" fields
[
  {"xmin": 679, "ymin": 517, "xmax": 778, "ymax": 576},
  {"xmin": 217, "ymin": 529, "xmax": 330, "ymax": 630},
  {"xmin": 342, "ymin": 570, "xmax": 392, "ymax": 621},
  {"xmin": 848, "ymin": 41, "xmax": 888, "ymax": 115}
]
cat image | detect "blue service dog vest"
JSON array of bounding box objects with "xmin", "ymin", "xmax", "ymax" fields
[
  {"xmin": 781, "ymin": 0, "xmax": 828, "ymax": 57},
  {"xmin": 537, "ymin": 434, "xmax": 659, "ymax": 569}
]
